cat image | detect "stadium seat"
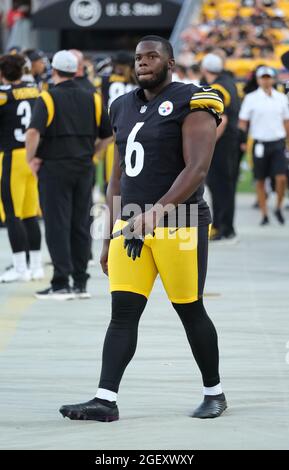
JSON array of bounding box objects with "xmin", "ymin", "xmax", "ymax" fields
[{"xmin": 239, "ymin": 7, "xmax": 254, "ymax": 17}]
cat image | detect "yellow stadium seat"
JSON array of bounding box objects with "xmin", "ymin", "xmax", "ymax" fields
[
  {"xmin": 279, "ymin": 1, "xmax": 289, "ymax": 9},
  {"xmin": 254, "ymin": 58, "xmax": 283, "ymax": 70},
  {"xmin": 278, "ymin": 4, "xmax": 289, "ymax": 17},
  {"xmin": 218, "ymin": 1, "xmax": 237, "ymax": 9},
  {"xmin": 268, "ymin": 29, "xmax": 287, "ymax": 41},
  {"xmin": 225, "ymin": 58, "xmax": 282, "ymax": 79},
  {"xmin": 226, "ymin": 59, "xmax": 255, "ymax": 78},
  {"xmin": 239, "ymin": 7, "xmax": 254, "ymax": 17},
  {"xmin": 265, "ymin": 8, "xmax": 276, "ymax": 17},
  {"xmin": 219, "ymin": 9, "xmax": 238, "ymax": 20},
  {"xmin": 275, "ymin": 44, "xmax": 289, "ymax": 58},
  {"xmin": 202, "ymin": 6, "xmax": 217, "ymax": 19}
]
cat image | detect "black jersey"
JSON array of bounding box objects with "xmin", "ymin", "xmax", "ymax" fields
[
  {"xmin": 29, "ymin": 80, "xmax": 112, "ymax": 164},
  {"xmin": 110, "ymin": 81, "xmax": 224, "ymax": 225},
  {"xmin": 74, "ymin": 75, "xmax": 96, "ymax": 93},
  {"xmin": 0, "ymin": 83, "xmax": 39, "ymax": 152},
  {"xmin": 96, "ymin": 74, "xmax": 136, "ymax": 109}
]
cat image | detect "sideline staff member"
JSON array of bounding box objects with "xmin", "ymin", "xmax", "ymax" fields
[
  {"xmin": 239, "ymin": 66, "xmax": 289, "ymax": 225},
  {"xmin": 202, "ymin": 53, "xmax": 240, "ymax": 242},
  {"xmin": 26, "ymin": 50, "xmax": 112, "ymax": 300}
]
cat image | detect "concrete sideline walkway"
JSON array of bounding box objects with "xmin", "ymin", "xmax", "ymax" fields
[{"xmin": 0, "ymin": 193, "xmax": 288, "ymax": 450}]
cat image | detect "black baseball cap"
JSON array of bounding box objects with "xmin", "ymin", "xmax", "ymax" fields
[
  {"xmin": 25, "ymin": 49, "xmax": 44, "ymax": 62},
  {"xmin": 113, "ymin": 51, "xmax": 134, "ymax": 66}
]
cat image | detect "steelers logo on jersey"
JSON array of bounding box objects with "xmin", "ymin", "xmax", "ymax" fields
[{"xmin": 158, "ymin": 101, "xmax": 174, "ymax": 116}]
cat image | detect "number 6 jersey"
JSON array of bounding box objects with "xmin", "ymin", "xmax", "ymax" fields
[
  {"xmin": 0, "ymin": 83, "xmax": 39, "ymax": 152},
  {"xmin": 109, "ymin": 81, "xmax": 224, "ymax": 225}
]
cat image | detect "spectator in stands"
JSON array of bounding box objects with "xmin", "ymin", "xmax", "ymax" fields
[
  {"xmin": 23, "ymin": 49, "xmax": 46, "ymax": 89},
  {"xmin": 172, "ymin": 64, "xmax": 190, "ymax": 84},
  {"xmin": 187, "ymin": 63, "xmax": 202, "ymax": 85},
  {"xmin": 242, "ymin": 0, "xmax": 255, "ymax": 6},
  {"xmin": 6, "ymin": 2, "xmax": 27, "ymax": 31},
  {"xmin": 179, "ymin": 0, "xmax": 289, "ymax": 63},
  {"xmin": 0, "ymin": 4, "xmax": 4, "ymax": 53}
]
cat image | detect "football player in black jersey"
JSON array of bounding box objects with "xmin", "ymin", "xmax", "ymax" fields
[
  {"xmin": 95, "ymin": 51, "xmax": 136, "ymax": 110},
  {"xmin": 60, "ymin": 36, "xmax": 227, "ymax": 421},
  {"xmin": 0, "ymin": 54, "xmax": 43, "ymax": 283},
  {"xmin": 95, "ymin": 51, "xmax": 137, "ymax": 187}
]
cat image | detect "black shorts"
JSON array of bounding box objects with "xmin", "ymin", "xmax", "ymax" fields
[{"xmin": 253, "ymin": 139, "xmax": 287, "ymax": 180}]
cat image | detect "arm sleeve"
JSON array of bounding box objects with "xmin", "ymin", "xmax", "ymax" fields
[
  {"xmin": 29, "ymin": 97, "xmax": 48, "ymax": 134},
  {"xmin": 189, "ymin": 86, "xmax": 224, "ymax": 126}
]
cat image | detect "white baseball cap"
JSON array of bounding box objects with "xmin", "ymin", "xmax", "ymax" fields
[
  {"xmin": 51, "ymin": 50, "xmax": 77, "ymax": 73},
  {"xmin": 201, "ymin": 53, "xmax": 223, "ymax": 74},
  {"xmin": 256, "ymin": 66, "xmax": 276, "ymax": 78}
]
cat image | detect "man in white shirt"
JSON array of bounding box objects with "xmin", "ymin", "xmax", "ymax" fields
[{"xmin": 239, "ymin": 66, "xmax": 289, "ymax": 225}]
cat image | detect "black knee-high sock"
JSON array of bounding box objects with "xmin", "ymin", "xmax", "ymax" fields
[
  {"xmin": 172, "ymin": 298, "xmax": 220, "ymax": 387},
  {"xmin": 98, "ymin": 291, "xmax": 147, "ymax": 393},
  {"xmin": 5, "ymin": 216, "xmax": 28, "ymax": 253},
  {"xmin": 23, "ymin": 217, "xmax": 41, "ymax": 251}
]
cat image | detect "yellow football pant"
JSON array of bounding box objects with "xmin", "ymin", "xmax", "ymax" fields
[
  {"xmin": 108, "ymin": 220, "xmax": 209, "ymax": 304},
  {"xmin": 0, "ymin": 148, "xmax": 39, "ymax": 222}
]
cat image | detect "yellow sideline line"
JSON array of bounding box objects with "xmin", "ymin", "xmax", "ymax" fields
[{"xmin": 0, "ymin": 288, "xmax": 35, "ymax": 352}]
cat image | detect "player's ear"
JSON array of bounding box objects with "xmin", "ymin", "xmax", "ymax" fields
[{"xmin": 168, "ymin": 58, "xmax": 175, "ymax": 71}]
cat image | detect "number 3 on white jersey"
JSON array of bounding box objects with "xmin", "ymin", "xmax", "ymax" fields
[
  {"xmin": 125, "ymin": 122, "xmax": 145, "ymax": 177},
  {"xmin": 14, "ymin": 100, "xmax": 32, "ymax": 143}
]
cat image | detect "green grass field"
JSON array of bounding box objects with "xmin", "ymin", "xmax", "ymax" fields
[
  {"xmin": 237, "ymin": 154, "xmax": 255, "ymax": 193},
  {"xmin": 238, "ymin": 167, "xmax": 254, "ymax": 193}
]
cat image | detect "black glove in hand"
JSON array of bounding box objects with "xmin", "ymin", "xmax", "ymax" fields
[
  {"xmin": 123, "ymin": 237, "xmax": 144, "ymax": 260},
  {"xmin": 111, "ymin": 218, "xmax": 146, "ymax": 260}
]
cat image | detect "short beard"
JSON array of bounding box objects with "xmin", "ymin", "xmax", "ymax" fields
[{"xmin": 137, "ymin": 64, "xmax": 169, "ymax": 90}]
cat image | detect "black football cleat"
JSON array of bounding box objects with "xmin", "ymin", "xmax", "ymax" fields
[
  {"xmin": 191, "ymin": 394, "xmax": 227, "ymax": 419},
  {"xmin": 59, "ymin": 398, "xmax": 119, "ymax": 422}
]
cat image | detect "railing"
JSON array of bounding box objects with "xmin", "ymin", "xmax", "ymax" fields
[{"xmin": 170, "ymin": 0, "xmax": 202, "ymax": 58}]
